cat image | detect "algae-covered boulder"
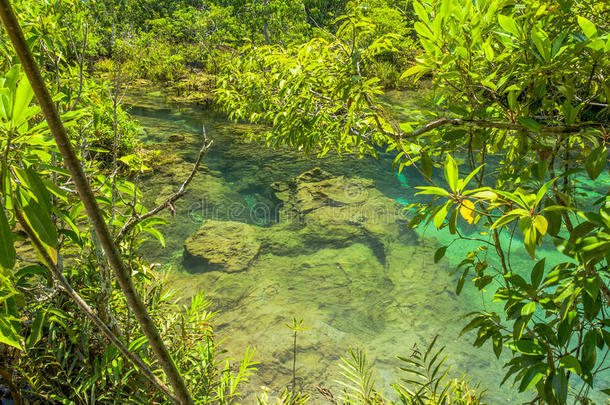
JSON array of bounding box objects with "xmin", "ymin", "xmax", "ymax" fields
[
  {"xmin": 270, "ymin": 167, "xmax": 411, "ymax": 263},
  {"xmin": 183, "ymin": 220, "xmax": 260, "ymax": 273},
  {"xmin": 183, "ymin": 168, "xmax": 413, "ymax": 271}
]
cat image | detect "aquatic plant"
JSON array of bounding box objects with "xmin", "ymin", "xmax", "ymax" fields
[{"xmin": 286, "ymin": 317, "xmax": 310, "ymax": 392}]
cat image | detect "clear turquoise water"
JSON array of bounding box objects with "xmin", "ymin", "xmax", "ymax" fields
[{"xmin": 126, "ymin": 88, "xmax": 609, "ymax": 404}]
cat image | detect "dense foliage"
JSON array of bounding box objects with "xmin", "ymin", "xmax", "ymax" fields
[
  {"xmin": 0, "ymin": 0, "xmax": 608, "ymax": 404},
  {"xmin": 216, "ymin": 0, "xmax": 610, "ymax": 403}
]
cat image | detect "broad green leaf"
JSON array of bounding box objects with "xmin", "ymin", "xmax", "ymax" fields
[
  {"xmin": 414, "ymin": 22, "xmax": 435, "ymax": 40},
  {"xmin": 583, "ymin": 276, "xmax": 601, "ymax": 301},
  {"xmin": 531, "ymin": 259, "xmax": 545, "ymax": 289},
  {"xmin": 585, "ymin": 146, "xmax": 607, "ymax": 180},
  {"xmin": 0, "ymin": 201, "xmax": 15, "ymax": 270},
  {"xmin": 434, "ymin": 246, "xmax": 447, "ymax": 263},
  {"xmin": 400, "ymin": 64, "xmax": 430, "ymax": 80},
  {"xmin": 510, "ymin": 339, "xmax": 545, "ymax": 355},
  {"xmin": 444, "ymin": 154, "xmax": 458, "ymax": 192},
  {"xmin": 12, "ymin": 74, "xmax": 34, "ymax": 125},
  {"xmin": 420, "ymin": 152, "xmax": 433, "ymax": 178},
  {"xmin": 460, "ymin": 165, "xmax": 484, "ymax": 191},
  {"xmin": 518, "ymin": 364, "xmax": 545, "ymax": 392},
  {"xmin": 491, "ymin": 214, "xmax": 520, "ymax": 230},
  {"xmin": 448, "ymin": 207, "xmax": 458, "ymax": 234},
  {"xmin": 551, "ymin": 370, "xmax": 568, "ymax": 404},
  {"xmin": 577, "ymin": 16, "xmax": 597, "ymax": 39},
  {"xmin": 581, "ymin": 330, "xmax": 597, "ymax": 372},
  {"xmin": 521, "ymin": 302, "xmax": 536, "ymax": 316},
  {"xmin": 0, "ymin": 315, "xmax": 22, "ymax": 350},
  {"xmin": 434, "ymin": 202, "xmax": 450, "ymax": 229},
  {"xmin": 518, "ymin": 117, "xmax": 541, "ymax": 131},
  {"xmin": 412, "ymin": 1, "xmax": 429, "ymax": 24},
  {"xmin": 498, "ymin": 15, "xmax": 519, "ymax": 37},
  {"xmin": 21, "ymin": 195, "xmax": 57, "ymax": 248},
  {"xmin": 559, "ymin": 355, "xmax": 581, "ymax": 375},
  {"xmin": 533, "ymin": 215, "xmax": 548, "ymax": 236},
  {"xmin": 415, "ymin": 186, "xmax": 451, "ymax": 197}
]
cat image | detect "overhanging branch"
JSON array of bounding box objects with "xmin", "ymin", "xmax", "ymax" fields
[{"xmin": 399, "ymin": 118, "xmax": 606, "ymax": 139}]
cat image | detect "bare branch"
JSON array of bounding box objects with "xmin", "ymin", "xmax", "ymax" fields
[
  {"xmin": 398, "ymin": 117, "xmax": 606, "ymax": 139},
  {"xmin": 115, "ymin": 126, "xmax": 213, "ymax": 244}
]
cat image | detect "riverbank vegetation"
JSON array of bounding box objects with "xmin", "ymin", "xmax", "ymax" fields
[{"xmin": 0, "ymin": 0, "xmax": 608, "ymax": 404}]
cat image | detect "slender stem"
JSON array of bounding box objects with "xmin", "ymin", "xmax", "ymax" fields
[
  {"xmin": 115, "ymin": 128, "xmax": 212, "ymax": 244},
  {"xmin": 0, "ymin": 3, "xmax": 194, "ymax": 404},
  {"xmin": 292, "ymin": 330, "xmax": 297, "ymax": 392}
]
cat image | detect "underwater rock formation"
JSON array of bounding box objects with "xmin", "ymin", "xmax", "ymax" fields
[
  {"xmin": 183, "ymin": 220, "xmax": 260, "ymax": 272},
  {"xmin": 183, "ymin": 168, "xmax": 412, "ymax": 272},
  {"xmin": 269, "ymin": 167, "xmax": 411, "ymax": 264}
]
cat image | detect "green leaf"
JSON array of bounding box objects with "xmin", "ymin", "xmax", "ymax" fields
[
  {"xmin": 531, "ymin": 259, "xmax": 545, "ymax": 289},
  {"xmin": 533, "ymin": 215, "xmax": 548, "ymax": 236},
  {"xmin": 0, "ymin": 201, "xmax": 15, "ymax": 270},
  {"xmin": 521, "ymin": 302, "xmax": 536, "ymax": 317},
  {"xmin": 581, "ymin": 330, "xmax": 597, "ymax": 372},
  {"xmin": 0, "ymin": 315, "xmax": 22, "ymax": 350},
  {"xmin": 434, "ymin": 246, "xmax": 447, "ymax": 263},
  {"xmin": 498, "ymin": 15, "xmax": 520, "ymax": 37},
  {"xmin": 443, "ymin": 155, "xmax": 458, "ymax": 192},
  {"xmin": 559, "ymin": 355, "xmax": 581, "ymax": 375},
  {"xmin": 577, "ymin": 16, "xmax": 597, "ymax": 39},
  {"xmin": 517, "ymin": 117, "xmax": 541, "ymax": 131},
  {"xmin": 25, "ymin": 310, "xmax": 46, "ymax": 349},
  {"xmin": 12, "ymin": 74, "xmax": 34, "ymax": 125},
  {"xmin": 415, "ymin": 186, "xmax": 451, "ymax": 197},
  {"xmin": 551, "ymin": 370, "xmax": 568, "ymax": 404},
  {"xmin": 434, "ymin": 202, "xmax": 450, "ymax": 229},
  {"xmin": 460, "ymin": 165, "xmax": 484, "ymax": 191},
  {"xmin": 491, "ymin": 214, "xmax": 520, "ymax": 230},
  {"xmin": 420, "ymin": 152, "xmax": 433, "ymax": 178},
  {"xmin": 400, "ymin": 64, "xmax": 430, "ymax": 80},
  {"xmin": 21, "ymin": 195, "xmax": 57, "ymax": 248},
  {"xmin": 510, "ymin": 339, "xmax": 545, "ymax": 355},
  {"xmin": 518, "ymin": 364, "xmax": 545, "ymax": 392},
  {"xmin": 583, "ymin": 276, "xmax": 601, "ymax": 301},
  {"xmin": 585, "ymin": 146, "xmax": 607, "ymax": 180},
  {"xmin": 412, "ymin": 1, "xmax": 429, "ymax": 24},
  {"xmin": 448, "ymin": 206, "xmax": 458, "ymax": 235},
  {"xmin": 414, "ymin": 22, "xmax": 435, "ymax": 40},
  {"xmin": 456, "ymin": 267, "xmax": 469, "ymax": 295}
]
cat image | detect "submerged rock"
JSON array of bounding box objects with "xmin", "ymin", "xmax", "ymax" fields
[
  {"xmin": 270, "ymin": 167, "xmax": 411, "ymax": 264},
  {"xmin": 183, "ymin": 220, "xmax": 260, "ymax": 273},
  {"xmin": 183, "ymin": 168, "xmax": 413, "ymax": 271}
]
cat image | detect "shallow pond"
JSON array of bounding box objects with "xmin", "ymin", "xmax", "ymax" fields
[{"xmin": 125, "ymin": 88, "xmax": 607, "ymax": 404}]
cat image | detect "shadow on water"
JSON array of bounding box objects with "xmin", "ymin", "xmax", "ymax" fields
[{"xmin": 124, "ymin": 87, "xmax": 608, "ymax": 403}]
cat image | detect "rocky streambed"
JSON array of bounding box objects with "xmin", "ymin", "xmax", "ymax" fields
[{"xmin": 128, "ymin": 88, "xmax": 527, "ymax": 403}]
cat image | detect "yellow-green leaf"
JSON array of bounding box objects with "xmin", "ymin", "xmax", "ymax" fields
[{"xmin": 459, "ymin": 199, "xmax": 476, "ymax": 224}]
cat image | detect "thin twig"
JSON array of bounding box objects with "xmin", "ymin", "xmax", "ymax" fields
[{"xmin": 115, "ymin": 126, "xmax": 212, "ymax": 244}]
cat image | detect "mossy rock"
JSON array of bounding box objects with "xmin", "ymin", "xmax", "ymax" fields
[{"xmin": 183, "ymin": 220, "xmax": 260, "ymax": 273}]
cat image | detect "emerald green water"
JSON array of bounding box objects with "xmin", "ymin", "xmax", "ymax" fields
[{"xmin": 125, "ymin": 89, "xmax": 607, "ymax": 403}]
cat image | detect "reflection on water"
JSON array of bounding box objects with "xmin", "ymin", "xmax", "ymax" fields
[{"xmin": 125, "ymin": 88, "xmax": 605, "ymax": 403}]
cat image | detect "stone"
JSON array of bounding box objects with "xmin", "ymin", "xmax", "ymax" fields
[
  {"xmin": 167, "ymin": 133, "xmax": 186, "ymax": 142},
  {"xmin": 269, "ymin": 167, "xmax": 412, "ymax": 264},
  {"xmin": 183, "ymin": 220, "xmax": 260, "ymax": 273}
]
